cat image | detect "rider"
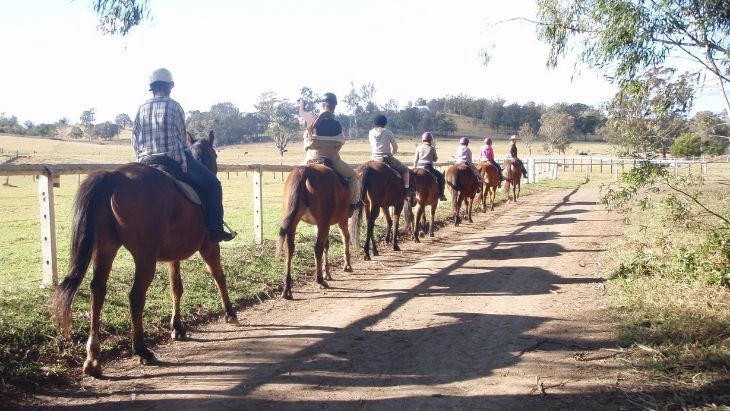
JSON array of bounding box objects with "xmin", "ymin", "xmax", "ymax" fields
[
  {"xmin": 132, "ymin": 68, "xmax": 236, "ymax": 243},
  {"xmin": 413, "ymin": 132, "xmax": 447, "ymax": 201},
  {"xmin": 506, "ymin": 135, "xmax": 529, "ymax": 179},
  {"xmin": 368, "ymin": 114, "xmax": 412, "ymax": 199},
  {"xmin": 454, "ymin": 137, "xmax": 483, "ymax": 186},
  {"xmin": 298, "ymin": 92, "xmax": 363, "ymax": 211},
  {"xmin": 479, "ymin": 136, "xmax": 504, "ymax": 184}
]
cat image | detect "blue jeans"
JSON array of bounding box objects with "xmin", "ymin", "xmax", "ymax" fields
[{"xmin": 183, "ymin": 152, "xmax": 224, "ymax": 230}]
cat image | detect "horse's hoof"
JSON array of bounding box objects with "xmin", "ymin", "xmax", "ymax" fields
[
  {"xmin": 282, "ymin": 290, "xmax": 293, "ymax": 300},
  {"xmin": 171, "ymin": 329, "xmax": 187, "ymax": 341},
  {"xmin": 318, "ymin": 280, "xmax": 330, "ymax": 289},
  {"xmin": 393, "ymin": 244, "xmax": 401, "ymax": 251},
  {"xmin": 225, "ymin": 313, "xmax": 239, "ymax": 324},
  {"xmin": 373, "ymin": 250, "xmax": 379, "ymax": 256},
  {"xmin": 414, "ymin": 237, "xmax": 420, "ymax": 243},
  {"xmin": 364, "ymin": 255, "xmax": 371, "ymax": 261},
  {"xmin": 138, "ymin": 351, "xmax": 158, "ymax": 366},
  {"xmin": 343, "ymin": 265, "xmax": 353, "ymax": 272},
  {"xmin": 83, "ymin": 358, "xmax": 102, "ymax": 377}
]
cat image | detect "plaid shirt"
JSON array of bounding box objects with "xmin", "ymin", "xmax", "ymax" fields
[{"xmin": 132, "ymin": 96, "xmax": 189, "ymax": 172}]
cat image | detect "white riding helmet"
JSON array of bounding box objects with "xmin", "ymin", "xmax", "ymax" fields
[
  {"xmin": 149, "ymin": 68, "xmax": 174, "ymax": 87},
  {"xmin": 510, "ymin": 135, "xmax": 518, "ymax": 140}
]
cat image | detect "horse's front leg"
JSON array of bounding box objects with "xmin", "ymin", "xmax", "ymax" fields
[
  {"xmin": 323, "ymin": 236, "xmax": 332, "ymax": 281},
  {"xmin": 392, "ymin": 204, "xmax": 404, "ymax": 251},
  {"xmin": 199, "ymin": 242, "xmax": 237, "ymax": 322},
  {"xmin": 429, "ymin": 204, "xmax": 437, "ymax": 237},
  {"xmin": 281, "ymin": 228, "xmax": 296, "ymax": 299},
  {"xmin": 167, "ymin": 261, "xmax": 186, "ymax": 340},
  {"xmin": 314, "ymin": 224, "xmax": 330, "ymax": 288},
  {"xmin": 467, "ymin": 196, "xmax": 474, "ymax": 223},
  {"xmin": 338, "ymin": 220, "xmax": 353, "ymax": 272},
  {"xmin": 382, "ymin": 206, "xmax": 393, "ymax": 244}
]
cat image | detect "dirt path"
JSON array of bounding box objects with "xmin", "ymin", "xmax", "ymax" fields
[{"xmin": 36, "ymin": 185, "xmax": 642, "ymax": 410}]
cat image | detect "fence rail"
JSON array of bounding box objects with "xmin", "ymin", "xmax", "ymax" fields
[{"xmin": 0, "ymin": 157, "xmax": 716, "ymax": 287}]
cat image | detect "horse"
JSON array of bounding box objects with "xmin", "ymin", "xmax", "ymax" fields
[
  {"xmin": 277, "ymin": 162, "xmax": 352, "ymax": 300},
  {"xmin": 502, "ymin": 158, "xmax": 523, "ymax": 202},
  {"xmin": 408, "ymin": 167, "xmax": 440, "ymax": 241},
  {"xmin": 52, "ymin": 131, "xmax": 237, "ymax": 377},
  {"xmin": 477, "ymin": 161, "xmax": 500, "ymax": 211},
  {"xmin": 355, "ymin": 161, "xmax": 414, "ymax": 261},
  {"xmin": 445, "ymin": 163, "xmax": 480, "ymax": 226}
]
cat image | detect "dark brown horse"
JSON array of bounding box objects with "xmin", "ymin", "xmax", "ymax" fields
[
  {"xmin": 502, "ymin": 159, "xmax": 523, "ymax": 202},
  {"xmin": 477, "ymin": 161, "xmax": 500, "ymax": 211},
  {"xmin": 277, "ymin": 163, "xmax": 352, "ymax": 300},
  {"xmin": 445, "ymin": 163, "xmax": 480, "ymax": 226},
  {"xmin": 355, "ymin": 161, "xmax": 414, "ymax": 260},
  {"xmin": 52, "ymin": 131, "xmax": 236, "ymax": 377},
  {"xmin": 408, "ymin": 167, "xmax": 440, "ymax": 240}
]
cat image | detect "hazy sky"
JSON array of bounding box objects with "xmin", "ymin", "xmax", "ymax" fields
[{"xmin": 0, "ymin": 0, "xmax": 724, "ymax": 124}]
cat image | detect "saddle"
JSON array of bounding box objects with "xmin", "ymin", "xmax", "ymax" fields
[
  {"xmin": 139, "ymin": 155, "xmax": 202, "ymax": 205},
  {"xmin": 305, "ymin": 158, "xmax": 348, "ymax": 187},
  {"xmin": 375, "ymin": 157, "xmax": 403, "ymax": 179}
]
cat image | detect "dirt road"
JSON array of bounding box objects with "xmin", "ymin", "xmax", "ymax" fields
[{"xmin": 36, "ymin": 185, "xmax": 642, "ymax": 410}]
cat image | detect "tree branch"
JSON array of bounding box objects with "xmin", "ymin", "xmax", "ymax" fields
[{"xmin": 664, "ymin": 179, "xmax": 730, "ymax": 226}]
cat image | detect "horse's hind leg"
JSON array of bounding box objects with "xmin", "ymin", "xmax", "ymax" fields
[
  {"xmin": 83, "ymin": 246, "xmax": 118, "ymax": 377},
  {"xmin": 281, "ymin": 228, "xmax": 296, "ymax": 300},
  {"xmin": 167, "ymin": 261, "xmax": 186, "ymax": 340},
  {"xmin": 129, "ymin": 258, "xmax": 158, "ymax": 365},
  {"xmin": 315, "ymin": 223, "xmax": 330, "ymax": 288},
  {"xmin": 429, "ymin": 204, "xmax": 437, "ymax": 237},
  {"xmin": 199, "ymin": 242, "xmax": 237, "ymax": 322},
  {"xmin": 337, "ymin": 220, "xmax": 353, "ymax": 272},
  {"xmin": 323, "ymin": 236, "xmax": 332, "ymax": 281}
]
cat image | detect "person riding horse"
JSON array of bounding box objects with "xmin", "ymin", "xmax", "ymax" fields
[
  {"xmin": 479, "ymin": 136, "xmax": 504, "ymax": 185},
  {"xmin": 368, "ymin": 114, "xmax": 413, "ymax": 200},
  {"xmin": 454, "ymin": 137, "xmax": 483, "ymax": 186},
  {"xmin": 132, "ymin": 68, "xmax": 235, "ymax": 242},
  {"xmin": 413, "ymin": 132, "xmax": 447, "ymax": 201},
  {"xmin": 506, "ymin": 135, "xmax": 528, "ymax": 180},
  {"xmin": 298, "ymin": 92, "xmax": 363, "ymax": 211}
]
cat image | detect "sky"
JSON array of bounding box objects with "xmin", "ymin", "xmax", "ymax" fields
[{"xmin": 0, "ymin": 0, "xmax": 725, "ymax": 125}]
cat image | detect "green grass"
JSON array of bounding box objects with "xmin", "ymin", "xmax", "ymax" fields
[{"xmin": 605, "ymin": 183, "xmax": 730, "ymax": 386}]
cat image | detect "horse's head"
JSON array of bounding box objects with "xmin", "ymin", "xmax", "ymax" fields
[{"xmin": 188, "ymin": 131, "xmax": 219, "ymax": 173}]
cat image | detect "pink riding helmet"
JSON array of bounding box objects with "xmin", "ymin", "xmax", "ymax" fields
[
  {"xmin": 421, "ymin": 132, "xmax": 433, "ymax": 142},
  {"xmin": 484, "ymin": 137, "xmax": 492, "ymax": 145},
  {"xmin": 459, "ymin": 137, "xmax": 469, "ymax": 145}
]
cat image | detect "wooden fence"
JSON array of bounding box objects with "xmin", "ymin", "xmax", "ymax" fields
[{"xmin": 0, "ymin": 157, "xmax": 711, "ymax": 287}]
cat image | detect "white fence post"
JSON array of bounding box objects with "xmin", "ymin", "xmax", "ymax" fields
[
  {"xmin": 528, "ymin": 158, "xmax": 535, "ymax": 184},
  {"xmin": 252, "ymin": 166, "xmax": 263, "ymax": 244},
  {"xmin": 38, "ymin": 171, "xmax": 58, "ymax": 287}
]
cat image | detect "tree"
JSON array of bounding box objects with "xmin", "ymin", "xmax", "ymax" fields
[
  {"xmin": 670, "ymin": 132, "xmax": 704, "ymax": 157},
  {"xmin": 343, "ymin": 82, "xmax": 362, "ymax": 138},
  {"xmin": 518, "ymin": 122, "xmax": 537, "ymax": 155},
  {"xmin": 80, "ymin": 109, "xmax": 96, "ymax": 136},
  {"xmin": 68, "ymin": 126, "xmax": 84, "ymax": 139},
  {"xmin": 92, "ymin": 0, "xmax": 150, "ymax": 35},
  {"xmin": 600, "ymin": 68, "xmax": 694, "ymax": 158},
  {"xmin": 539, "ymin": 108, "xmax": 575, "ymax": 154},
  {"xmin": 36, "ymin": 123, "xmax": 58, "ymax": 137},
  {"xmin": 115, "ymin": 113, "xmax": 132, "ymax": 129},
  {"xmin": 91, "ymin": 121, "xmax": 120, "ymax": 140},
  {"xmin": 360, "ymin": 83, "xmax": 377, "ymax": 113},
  {"xmin": 536, "ymin": 0, "xmax": 730, "ymax": 115}
]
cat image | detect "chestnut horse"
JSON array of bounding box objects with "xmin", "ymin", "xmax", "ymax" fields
[
  {"xmin": 445, "ymin": 163, "xmax": 480, "ymax": 226},
  {"xmin": 477, "ymin": 161, "xmax": 500, "ymax": 211},
  {"xmin": 408, "ymin": 167, "xmax": 440, "ymax": 241},
  {"xmin": 277, "ymin": 163, "xmax": 352, "ymax": 299},
  {"xmin": 355, "ymin": 161, "xmax": 414, "ymax": 260},
  {"xmin": 502, "ymin": 159, "xmax": 523, "ymax": 202},
  {"xmin": 52, "ymin": 131, "xmax": 236, "ymax": 377}
]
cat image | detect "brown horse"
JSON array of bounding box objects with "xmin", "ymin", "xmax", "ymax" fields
[
  {"xmin": 408, "ymin": 167, "xmax": 440, "ymax": 240},
  {"xmin": 502, "ymin": 159, "xmax": 523, "ymax": 202},
  {"xmin": 477, "ymin": 161, "xmax": 500, "ymax": 211},
  {"xmin": 355, "ymin": 161, "xmax": 414, "ymax": 260},
  {"xmin": 277, "ymin": 163, "xmax": 352, "ymax": 300},
  {"xmin": 445, "ymin": 163, "xmax": 480, "ymax": 226},
  {"xmin": 52, "ymin": 131, "xmax": 236, "ymax": 377}
]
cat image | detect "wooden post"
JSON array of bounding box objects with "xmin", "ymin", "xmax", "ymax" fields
[
  {"xmin": 600, "ymin": 158, "xmax": 603, "ymax": 173},
  {"xmin": 702, "ymin": 162, "xmax": 707, "ymax": 176},
  {"xmin": 252, "ymin": 166, "xmax": 263, "ymax": 244},
  {"xmin": 38, "ymin": 172, "xmax": 58, "ymax": 287}
]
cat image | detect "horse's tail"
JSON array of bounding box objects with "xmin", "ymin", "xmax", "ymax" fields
[
  {"xmin": 277, "ymin": 167, "xmax": 307, "ymax": 257},
  {"xmin": 53, "ymin": 171, "xmax": 119, "ymax": 336}
]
